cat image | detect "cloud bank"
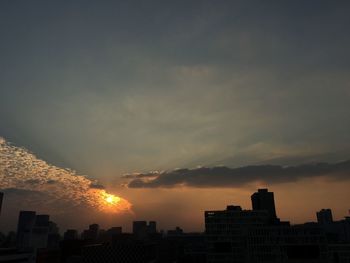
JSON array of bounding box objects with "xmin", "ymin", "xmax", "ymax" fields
[
  {"xmin": 0, "ymin": 137, "xmax": 131, "ymax": 214},
  {"xmin": 125, "ymin": 161, "xmax": 350, "ymax": 188}
]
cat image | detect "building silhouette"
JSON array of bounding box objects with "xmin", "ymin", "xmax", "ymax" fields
[
  {"xmin": 82, "ymin": 224, "xmax": 100, "ymax": 240},
  {"xmin": 63, "ymin": 229, "xmax": 79, "ymax": 241},
  {"xmin": 205, "ymin": 205, "xmax": 271, "ymax": 262},
  {"xmin": 317, "ymin": 209, "xmax": 334, "ymax": 225},
  {"xmin": 251, "ymin": 188, "xmax": 277, "ymax": 222},
  {"xmin": 16, "ymin": 211, "xmax": 36, "ymax": 249},
  {"xmin": 3, "ymin": 188, "xmax": 350, "ymax": 262},
  {"xmin": 148, "ymin": 221, "xmax": 157, "ymax": 234},
  {"xmin": 30, "ymin": 214, "xmax": 50, "ymax": 249},
  {"xmin": 205, "ymin": 189, "xmax": 330, "ymax": 263},
  {"xmin": 133, "ymin": 221, "xmax": 157, "ymax": 240},
  {"xmin": 167, "ymin": 227, "xmax": 184, "ymax": 236},
  {"xmin": 0, "ymin": 192, "xmax": 3, "ymax": 216}
]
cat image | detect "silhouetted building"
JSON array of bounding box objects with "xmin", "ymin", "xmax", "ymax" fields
[
  {"xmin": 83, "ymin": 224, "xmax": 99, "ymax": 240},
  {"xmin": 133, "ymin": 221, "xmax": 148, "ymax": 240},
  {"xmin": 328, "ymin": 244, "xmax": 350, "ymax": 263},
  {"xmin": 148, "ymin": 221, "xmax": 157, "ymax": 234},
  {"xmin": 133, "ymin": 221, "xmax": 157, "ymax": 240},
  {"xmin": 60, "ymin": 239, "xmax": 88, "ymax": 262},
  {"xmin": 8, "ymin": 188, "xmax": 350, "ymax": 263},
  {"xmin": 111, "ymin": 233, "xmax": 134, "ymax": 245},
  {"xmin": 30, "ymin": 214, "xmax": 50, "ymax": 249},
  {"xmin": 205, "ymin": 191, "xmax": 329, "ymax": 263},
  {"xmin": 167, "ymin": 227, "xmax": 184, "ymax": 236},
  {"xmin": 47, "ymin": 221, "xmax": 60, "ymax": 249},
  {"xmin": 159, "ymin": 232, "xmax": 206, "ymax": 263},
  {"xmin": 81, "ymin": 243, "xmax": 157, "ymax": 263},
  {"xmin": 36, "ymin": 247, "xmax": 60, "ymax": 263},
  {"xmin": 0, "ymin": 248, "xmax": 33, "ymax": 262},
  {"xmin": 16, "ymin": 211, "xmax": 36, "ymax": 249},
  {"xmin": 205, "ymin": 205, "xmax": 270, "ymax": 262},
  {"xmin": 98, "ymin": 227, "xmax": 123, "ymax": 243},
  {"xmin": 317, "ymin": 209, "xmax": 334, "ymax": 225},
  {"xmin": 251, "ymin": 188, "xmax": 277, "ymax": 221},
  {"xmin": 1, "ymin": 231, "xmax": 16, "ymax": 248},
  {"xmin": 319, "ymin": 215, "xmax": 350, "ymax": 244},
  {"xmin": 0, "ymin": 192, "xmax": 3, "ymax": 216},
  {"xmin": 107, "ymin": 227, "xmax": 122, "ymax": 236},
  {"xmin": 248, "ymin": 224, "xmax": 327, "ymax": 262},
  {"xmin": 64, "ymin": 229, "xmax": 79, "ymax": 240}
]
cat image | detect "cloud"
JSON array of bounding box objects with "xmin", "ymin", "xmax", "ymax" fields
[
  {"xmin": 126, "ymin": 161, "xmax": 350, "ymax": 188},
  {"xmin": 0, "ymin": 137, "xmax": 132, "ymax": 214},
  {"xmin": 122, "ymin": 171, "xmax": 160, "ymax": 179},
  {"xmin": 89, "ymin": 183, "xmax": 105, "ymax": 189}
]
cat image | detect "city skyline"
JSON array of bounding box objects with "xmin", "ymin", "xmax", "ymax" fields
[
  {"xmin": 2, "ymin": 188, "xmax": 349, "ymax": 262},
  {"xmin": 2, "ymin": 187, "xmax": 349, "ymax": 235}
]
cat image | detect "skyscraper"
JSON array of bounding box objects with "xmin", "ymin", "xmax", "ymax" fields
[
  {"xmin": 64, "ymin": 229, "xmax": 79, "ymax": 240},
  {"xmin": 148, "ymin": 221, "xmax": 157, "ymax": 234},
  {"xmin": 82, "ymin": 223, "xmax": 100, "ymax": 240},
  {"xmin": 133, "ymin": 221, "xmax": 148, "ymax": 240},
  {"xmin": 205, "ymin": 205, "xmax": 270, "ymax": 262},
  {"xmin": 16, "ymin": 211, "xmax": 36, "ymax": 249},
  {"xmin": 251, "ymin": 189, "xmax": 277, "ymax": 220},
  {"xmin": 317, "ymin": 209, "xmax": 333, "ymax": 225},
  {"xmin": 30, "ymin": 214, "xmax": 50, "ymax": 249}
]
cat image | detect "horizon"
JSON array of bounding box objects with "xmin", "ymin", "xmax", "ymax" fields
[{"xmin": 1, "ymin": 136, "xmax": 349, "ymax": 233}]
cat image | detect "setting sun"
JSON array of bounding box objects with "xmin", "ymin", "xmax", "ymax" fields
[
  {"xmin": 95, "ymin": 190, "xmax": 132, "ymax": 214},
  {"xmin": 106, "ymin": 196, "xmax": 113, "ymax": 203},
  {"xmin": 103, "ymin": 193, "xmax": 120, "ymax": 205}
]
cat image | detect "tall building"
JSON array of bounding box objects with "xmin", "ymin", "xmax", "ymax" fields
[
  {"xmin": 205, "ymin": 191, "xmax": 328, "ymax": 263},
  {"xmin": 205, "ymin": 205, "xmax": 270, "ymax": 262},
  {"xmin": 317, "ymin": 209, "xmax": 333, "ymax": 224},
  {"xmin": 30, "ymin": 214, "xmax": 50, "ymax": 249},
  {"xmin": 47, "ymin": 221, "xmax": 60, "ymax": 248},
  {"xmin": 148, "ymin": 221, "xmax": 157, "ymax": 234},
  {"xmin": 133, "ymin": 221, "xmax": 148, "ymax": 240},
  {"xmin": 133, "ymin": 221, "xmax": 158, "ymax": 240},
  {"xmin": 251, "ymin": 188, "xmax": 277, "ymax": 221},
  {"xmin": 16, "ymin": 211, "xmax": 36, "ymax": 249},
  {"xmin": 64, "ymin": 229, "xmax": 79, "ymax": 240},
  {"xmin": 82, "ymin": 223, "xmax": 100, "ymax": 240},
  {"xmin": 0, "ymin": 192, "xmax": 3, "ymax": 216}
]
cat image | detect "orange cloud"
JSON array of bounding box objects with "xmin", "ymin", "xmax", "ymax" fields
[{"xmin": 0, "ymin": 137, "xmax": 132, "ymax": 214}]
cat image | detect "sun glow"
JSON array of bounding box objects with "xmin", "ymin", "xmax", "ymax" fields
[
  {"xmin": 96, "ymin": 190, "xmax": 131, "ymax": 213},
  {"xmin": 105, "ymin": 194, "xmax": 120, "ymax": 204}
]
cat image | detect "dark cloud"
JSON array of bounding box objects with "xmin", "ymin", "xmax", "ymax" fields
[
  {"xmin": 0, "ymin": 188, "xmax": 74, "ymax": 215},
  {"xmin": 89, "ymin": 183, "xmax": 105, "ymax": 189},
  {"xmin": 126, "ymin": 160, "xmax": 350, "ymax": 188},
  {"xmin": 2, "ymin": 188, "xmax": 46, "ymax": 197},
  {"xmin": 46, "ymin": 179, "xmax": 57, "ymax": 184},
  {"xmin": 122, "ymin": 172, "xmax": 159, "ymax": 179},
  {"xmin": 25, "ymin": 179, "xmax": 40, "ymax": 185}
]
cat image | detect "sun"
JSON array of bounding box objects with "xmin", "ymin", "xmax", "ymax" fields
[
  {"xmin": 95, "ymin": 190, "xmax": 131, "ymax": 213},
  {"xmin": 106, "ymin": 196, "xmax": 113, "ymax": 203},
  {"xmin": 103, "ymin": 193, "xmax": 121, "ymax": 205}
]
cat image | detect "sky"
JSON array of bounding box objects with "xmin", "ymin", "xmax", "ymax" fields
[{"xmin": 1, "ymin": 1, "xmax": 350, "ymax": 233}]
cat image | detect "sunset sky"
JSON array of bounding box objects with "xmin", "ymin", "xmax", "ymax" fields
[{"xmin": 1, "ymin": 1, "xmax": 350, "ymax": 233}]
